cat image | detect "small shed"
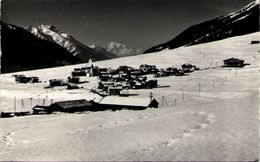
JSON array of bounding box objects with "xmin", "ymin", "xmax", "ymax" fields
[
  {"xmin": 223, "ymin": 58, "xmax": 244, "ymax": 67},
  {"xmin": 49, "ymin": 99, "xmax": 93, "ymax": 112},
  {"xmin": 98, "ymin": 96, "xmax": 159, "ymax": 110}
]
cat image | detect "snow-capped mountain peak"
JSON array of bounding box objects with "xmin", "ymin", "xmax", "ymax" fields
[
  {"xmin": 26, "ymin": 24, "xmax": 81, "ymax": 56},
  {"xmin": 106, "ymin": 41, "xmax": 143, "ymax": 56}
]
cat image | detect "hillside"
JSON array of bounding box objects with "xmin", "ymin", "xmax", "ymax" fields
[{"xmin": 144, "ymin": 0, "xmax": 259, "ymax": 53}]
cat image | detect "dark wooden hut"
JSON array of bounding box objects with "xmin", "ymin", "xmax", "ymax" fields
[
  {"xmin": 49, "ymin": 99, "xmax": 93, "ymax": 112},
  {"xmin": 223, "ymin": 58, "xmax": 245, "ymax": 67}
]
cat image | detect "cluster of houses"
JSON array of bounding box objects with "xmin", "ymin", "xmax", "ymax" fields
[{"xmin": 3, "ymin": 57, "xmax": 248, "ymax": 118}]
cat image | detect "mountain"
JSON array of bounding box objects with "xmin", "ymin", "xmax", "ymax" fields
[
  {"xmin": 106, "ymin": 41, "xmax": 143, "ymax": 57},
  {"xmin": 1, "ymin": 22, "xmax": 116, "ymax": 73},
  {"xmin": 144, "ymin": 0, "xmax": 259, "ymax": 53},
  {"xmin": 1, "ymin": 21, "xmax": 81, "ymax": 73},
  {"xmin": 26, "ymin": 24, "xmax": 116, "ymax": 62}
]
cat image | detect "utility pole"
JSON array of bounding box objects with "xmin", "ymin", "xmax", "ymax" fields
[
  {"xmin": 182, "ymin": 90, "xmax": 185, "ymax": 101},
  {"xmin": 21, "ymin": 99, "xmax": 25, "ymax": 110},
  {"xmin": 149, "ymin": 92, "xmax": 153, "ymax": 102}
]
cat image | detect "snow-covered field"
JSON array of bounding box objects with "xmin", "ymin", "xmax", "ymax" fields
[{"xmin": 0, "ymin": 32, "xmax": 259, "ymax": 161}]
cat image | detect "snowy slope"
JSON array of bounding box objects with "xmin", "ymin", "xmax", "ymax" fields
[{"xmin": 0, "ymin": 32, "xmax": 259, "ymax": 161}]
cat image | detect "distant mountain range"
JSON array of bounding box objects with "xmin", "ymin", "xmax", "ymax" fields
[
  {"xmin": 1, "ymin": 22, "xmax": 119, "ymax": 73},
  {"xmin": 144, "ymin": 0, "xmax": 259, "ymax": 53},
  {"xmin": 88, "ymin": 42, "xmax": 143, "ymax": 57},
  {"xmin": 0, "ymin": 22, "xmax": 143, "ymax": 73}
]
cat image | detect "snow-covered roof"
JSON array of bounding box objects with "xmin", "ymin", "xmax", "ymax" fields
[{"xmin": 99, "ymin": 96, "xmax": 157, "ymax": 107}]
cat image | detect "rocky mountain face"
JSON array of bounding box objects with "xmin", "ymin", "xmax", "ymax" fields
[
  {"xmin": 144, "ymin": 0, "xmax": 259, "ymax": 53},
  {"xmin": 26, "ymin": 25, "xmax": 117, "ymax": 61},
  {"xmin": 1, "ymin": 22, "xmax": 117, "ymax": 73}
]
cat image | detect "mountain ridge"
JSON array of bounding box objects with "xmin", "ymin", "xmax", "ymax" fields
[{"xmin": 144, "ymin": 0, "xmax": 259, "ymax": 53}]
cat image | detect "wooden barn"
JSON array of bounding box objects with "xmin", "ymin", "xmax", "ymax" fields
[
  {"xmin": 223, "ymin": 58, "xmax": 245, "ymax": 67},
  {"xmin": 97, "ymin": 96, "xmax": 159, "ymax": 110},
  {"xmin": 49, "ymin": 99, "xmax": 93, "ymax": 112}
]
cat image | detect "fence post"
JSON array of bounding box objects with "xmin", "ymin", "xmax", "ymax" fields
[
  {"xmin": 149, "ymin": 92, "xmax": 153, "ymax": 102},
  {"xmin": 21, "ymin": 99, "xmax": 25, "ymax": 110},
  {"xmin": 14, "ymin": 96, "xmax": 16, "ymax": 112},
  {"xmin": 161, "ymin": 96, "xmax": 164, "ymax": 107},
  {"xmin": 43, "ymin": 99, "xmax": 45, "ymax": 106}
]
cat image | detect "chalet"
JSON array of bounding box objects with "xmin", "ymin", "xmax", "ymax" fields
[
  {"xmin": 154, "ymin": 70, "xmax": 166, "ymax": 78},
  {"xmin": 166, "ymin": 67, "xmax": 178, "ymax": 76},
  {"xmin": 129, "ymin": 70, "xmax": 142, "ymax": 76},
  {"xmin": 15, "ymin": 75, "xmax": 28, "ymax": 83},
  {"xmin": 108, "ymin": 86, "xmax": 123, "ymax": 95},
  {"xmin": 49, "ymin": 99, "xmax": 93, "ymax": 112},
  {"xmin": 28, "ymin": 77, "xmax": 39, "ymax": 83},
  {"xmin": 97, "ymin": 96, "xmax": 159, "ymax": 110},
  {"xmin": 72, "ymin": 70, "xmax": 86, "ymax": 77},
  {"xmin": 251, "ymin": 40, "xmax": 260, "ymax": 44},
  {"xmin": 49, "ymin": 79, "xmax": 65, "ymax": 87},
  {"xmin": 223, "ymin": 58, "xmax": 245, "ymax": 67},
  {"xmin": 145, "ymin": 80, "xmax": 158, "ymax": 88},
  {"xmin": 68, "ymin": 76, "xmax": 80, "ymax": 84},
  {"xmin": 140, "ymin": 64, "xmax": 158, "ymax": 74},
  {"xmin": 98, "ymin": 81, "xmax": 114, "ymax": 90},
  {"xmin": 99, "ymin": 72, "xmax": 112, "ymax": 81},
  {"xmin": 112, "ymin": 74, "xmax": 127, "ymax": 82},
  {"xmin": 182, "ymin": 64, "xmax": 196, "ymax": 73},
  {"xmin": 175, "ymin": 69, "xmax": 185, "ymax": 76},
  {"xmin": 117, "ymin": 65, "xmax": 134, "ymax": 73}
]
